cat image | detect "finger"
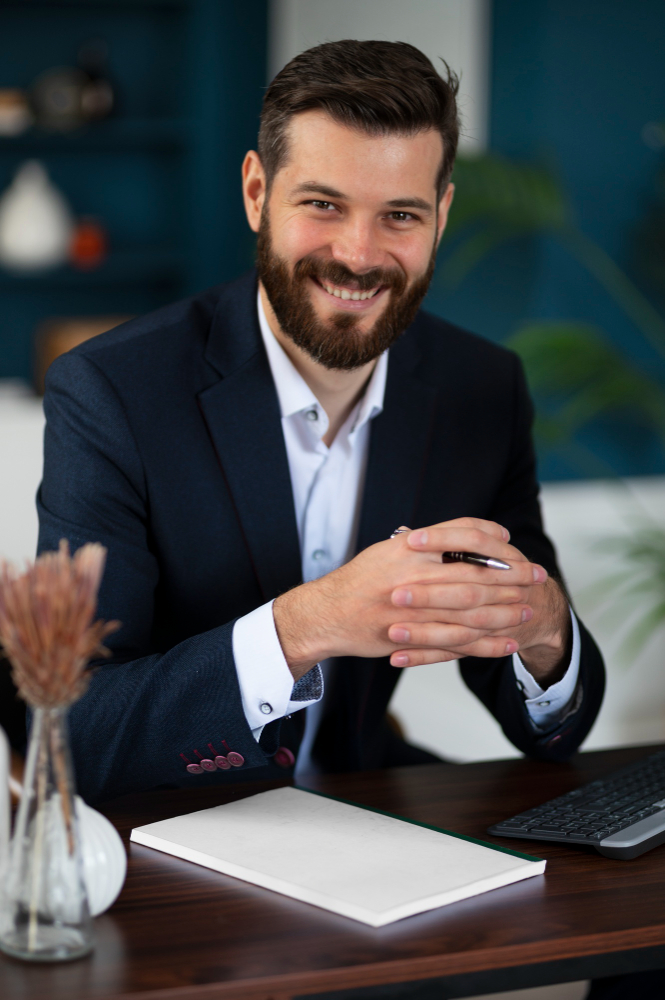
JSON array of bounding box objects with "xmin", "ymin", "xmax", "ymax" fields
[
  {"xmin": 391, "ymin": 648, "xmax": 460, "ymax": 667},
  {"xmin": 397, "ymin": 558, "xmax": 547, "ymax": 589},
  {"xmin": 408, "ymin": 526, "xmax": 524, "ymax": 562},
  {"xmin": 393, "ymin": 603, "xmax": 532, "ymax": 631},
  {"xmin": 429, "ymin": 517, "xmax": 511, "ymax": 542},
  {"xmin": 390, "ymin": 634, "xmax": 519, "ymax": 667},
  {"xmin": 388, "ymin": 621, "xmax": 520, "ymax": 650},
  {"xmin": 392, "ymin": 582, "xmax": 530, "ymax": 609}
]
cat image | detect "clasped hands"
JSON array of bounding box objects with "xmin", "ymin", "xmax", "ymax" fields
[{"xmin": 273, "ymin": 517, "xmax": 571, "ymax": 689}]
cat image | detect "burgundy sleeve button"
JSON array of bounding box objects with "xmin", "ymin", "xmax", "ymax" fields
[
  {"xmin": 274, "ymin": 747, "xmax": 295, "ymax": 769},
  {"xmin": 214, "ymin": 755, "xmax": 231, "ymax": 770},
  {"xmin": 226, "ymin": 751, "xmax": 244, "ymax": 767},
  {"xmin": 200, "ymin": 759, "xmax": 217, "ymax": 771},
  {"xmin": 186, "ymin": 763, "xmax": 204, "ymax": 774}
]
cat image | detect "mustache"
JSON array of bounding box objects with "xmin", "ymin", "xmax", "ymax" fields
[{"xmin": 293, "ymin": 256, "xmax": 407, "ymax": 293}]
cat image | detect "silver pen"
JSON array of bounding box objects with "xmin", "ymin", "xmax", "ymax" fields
[{"xmin": 442, "ymin": 551, "xmax": 511, "ymax": 571}]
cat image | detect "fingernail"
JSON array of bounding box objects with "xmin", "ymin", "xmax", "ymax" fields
[
  {"xmin": 521, "ymin": 607, "xmax": 533, "ymax": 623},
  {"xmin": 533, "ymin": 565, "xmax": 548, "ymax": 583},
  {"xmin": 391, "ymin": 627, "xmax": 410, "ymax": 642},
  {"xmin": 409, "ymin": 530, "xmax": 428, "ymax": 547},
  {"xmin": 392, "ymin": 654, "xmax": 409, "ymax": 666},
  {"xmin": 506, "ymin": 641, "xmax": 519, "ymax": 655},
  {"xmin": 502, "ymin": 526, "xmax": 511, "ymax": 541},
  {"xmin": 393, "ymin": 589, "xmax": 413, "ymax": 606}
]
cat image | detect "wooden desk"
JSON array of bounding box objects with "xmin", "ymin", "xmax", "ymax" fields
[{"xmin": 2, "ymin": 745, "xmax": 665, "ymax": 1000}]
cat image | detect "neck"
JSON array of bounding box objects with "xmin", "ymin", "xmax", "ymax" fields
[{"xmin": 259, "ymin": 282, "xmax": 377, "ymax": 446}]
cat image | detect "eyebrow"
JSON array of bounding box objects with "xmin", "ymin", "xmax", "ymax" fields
[
  {"xmin": 292, "ymin": 182, "xmax": 346, "ymax": 199},
  {"xmin": 291, "ymin": 183, "xmax": 434, "ymax": 215},
  {"xmin": 385, "ymin": 197, "xmax": 433, "ymax": 214}
]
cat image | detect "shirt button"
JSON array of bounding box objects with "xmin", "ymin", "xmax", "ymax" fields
[
  {"xmin": 312, "ymin": 549, "xmax": 327, "ymax": 561},
  {"xmin": 260, "ymin": 702, "xmax": 273, "ymax": 715},
  {"xmin": 537, "ymin": 700, "xmax": 551, "ymax": 707},
  {"xmin": 305, "ymin": 409, "xmax": 318, "ymax": 421}
]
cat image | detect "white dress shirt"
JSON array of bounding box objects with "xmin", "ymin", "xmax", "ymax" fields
[{"xmin": 232, "ymin": 293, "xmax": 581, "ymax": 770}]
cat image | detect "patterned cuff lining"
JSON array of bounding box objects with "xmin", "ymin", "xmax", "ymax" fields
[{"xmin": 291, "ymin": 663, "xmax": 323, "ymax": 702}]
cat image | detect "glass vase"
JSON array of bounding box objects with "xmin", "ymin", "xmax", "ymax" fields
[{"xmin": 0, "ymin": 706, "xmax": 93, "ymax": 962}]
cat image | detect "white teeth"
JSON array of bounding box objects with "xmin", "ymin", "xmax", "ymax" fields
[{"xmin": 321, "ymin": 282, "xmax": 380, "ymax": 300}]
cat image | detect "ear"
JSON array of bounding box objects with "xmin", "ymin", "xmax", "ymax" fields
[
  {"xmin": 435, "ymin": 183, "xmax": 455, "ymax": 248},
  {"xmin": 242, "ymin": 150, "xmax": 267, "ymax": 233}
]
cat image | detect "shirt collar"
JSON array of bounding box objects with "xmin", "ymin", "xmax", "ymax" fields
[{"xmin": 257, "ymin": 289, "xmax": 387, "ymax": 430}]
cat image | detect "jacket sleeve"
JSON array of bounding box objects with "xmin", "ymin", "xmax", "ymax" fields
[
  {"xmin": 459, "ymin": 353, "xmax": 605, "ymax": 760},
  {"xmin": 38, "ymin": 351, "xmax": 276, "ymax": 804}
]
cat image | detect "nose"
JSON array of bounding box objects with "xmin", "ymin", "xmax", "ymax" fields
[{"xmin": 330, "ymin": 217, "xmax": 386, "ymax": 274}]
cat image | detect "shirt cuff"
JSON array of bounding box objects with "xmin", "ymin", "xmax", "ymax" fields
[
  {"xmin": 512, "ymin": 606, "xmax": 581, "ymax": 731},
  {"xmin": 232, "ymin": 600, "xmax": 323, "ymax": 742}
]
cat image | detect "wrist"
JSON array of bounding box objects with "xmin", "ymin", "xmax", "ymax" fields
[
  {"xmin": 273, "ymin": 578, "xmax": 333, "ymax": 681},
  {"xmin": 517, "ymin": 580, "xmax": 572, "ymax": 687}
]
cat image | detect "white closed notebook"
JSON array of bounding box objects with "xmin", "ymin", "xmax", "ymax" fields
[{"xmin": 130, "ymin": 786, "xmax": 545, "ymax": 927}]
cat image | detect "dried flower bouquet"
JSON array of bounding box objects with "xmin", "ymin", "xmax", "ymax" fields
[{"xmin": 0, "ymin": 540, "xmax": 118, "ymax": 961}]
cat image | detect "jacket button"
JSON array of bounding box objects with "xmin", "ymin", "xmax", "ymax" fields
[
  {"xmin": 274, "ymin": 747, "xmax": 295, "ymax": 769},
  {"xmin": 215, "ymin": 755, "xmax": 231, "ymax": 769},
  {"xmin": 186, "ymin": 763, "xmax": 204, "ymax": 774},
  {"xmin": 200, "ymin": 759, "xmax": 217, "ymax": 771},
  {"xmin": 227, "ymin": 751, "xmax": 244, "ymax": 767}
]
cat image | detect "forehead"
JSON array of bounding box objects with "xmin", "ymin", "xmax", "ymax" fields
[{"xmin": 278, "ymin": 110, "xmax": 443, "ymax": 200}]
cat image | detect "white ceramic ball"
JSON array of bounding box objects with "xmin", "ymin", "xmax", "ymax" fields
[{"xmin": 75, "ymin": 797, "xmax": 127, "ymax": 917}]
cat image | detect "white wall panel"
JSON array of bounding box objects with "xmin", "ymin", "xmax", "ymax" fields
[{"xmin": 269, "ymin": 0, "xmax": 491, "ymax": 152}]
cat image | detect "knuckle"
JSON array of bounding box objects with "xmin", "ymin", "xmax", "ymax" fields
[{"xmin": 472, "ymin": 607, "xmax": 491, "ymax": 628}]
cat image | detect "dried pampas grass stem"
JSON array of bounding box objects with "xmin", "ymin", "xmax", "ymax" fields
[{"xmin": 0, "ymin": 540, "xmax": 119, "ymax": 708}]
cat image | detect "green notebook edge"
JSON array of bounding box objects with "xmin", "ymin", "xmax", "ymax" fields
[{"xmin": 294, "ymin": 785, "xmax": 544, "ymax": 863}]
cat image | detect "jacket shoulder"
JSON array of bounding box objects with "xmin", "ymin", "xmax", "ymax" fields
[
  {"xmin": 411, "ymin": 308, "xmax": 520, "ymax": 371},
  {"xmin": 45, "ymin": 271, "xmax": 257, "ymax": 394}
]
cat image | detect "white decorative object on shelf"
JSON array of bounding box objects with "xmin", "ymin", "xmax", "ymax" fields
[
  {"xmin": 76, "ymin": 796, "xmax": 126, "ymax": 918},
  {"xmin": 0, "ymin": 160, "xmax": 73, "ymax": 272}
]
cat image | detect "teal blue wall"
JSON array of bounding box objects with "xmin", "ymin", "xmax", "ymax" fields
[
  {"xmin": 425, "ymin": 0, "xmax": 665, "ymax": 480},
  {"xmin": 0, "ymin": 0, "xmax": 267, "ymax": 383}
]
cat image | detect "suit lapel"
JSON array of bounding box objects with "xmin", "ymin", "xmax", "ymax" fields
[
  {"xmin": 198, "ymin": 274, "xmax": 302, "ymax": 603},
  {"xmin": 356, "ymin": 327, "xmax": 439, "ymax": 551}
]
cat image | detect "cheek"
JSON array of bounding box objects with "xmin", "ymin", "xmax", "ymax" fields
[
  {"xmin": 274, "ymin": 217, "xmax": 332, "ymax": 262},
  {"xmin": 389, "ymin": 235, "xmax": 435, "ymax": 281}
]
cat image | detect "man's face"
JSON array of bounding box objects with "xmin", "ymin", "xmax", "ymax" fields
[{"xmin": 244, "ymin": 111, "xmax": 453, "ymax": 370}]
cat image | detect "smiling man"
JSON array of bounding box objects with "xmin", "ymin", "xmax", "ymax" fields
[{"xmin": 37, "ymin": 41, "xmax": 604, "ymax": 806}]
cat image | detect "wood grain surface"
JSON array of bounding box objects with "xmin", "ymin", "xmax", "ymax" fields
[{"xmin": 2, "ymin": 745, "xmax": 665, "ymax": 1000}]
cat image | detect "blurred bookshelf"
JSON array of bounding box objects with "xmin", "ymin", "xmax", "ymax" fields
[
  {"xmin": 0, "ymin": 118, "xmax": 191, "ymax": 153},
  {"xmin": 0, "ymin": 0, "xmax": 267, "ymax": 384}
]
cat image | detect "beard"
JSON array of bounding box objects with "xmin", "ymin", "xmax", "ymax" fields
[{"xmin": 256, "ymin": 213, "xmax": 437, "ymax": 371}]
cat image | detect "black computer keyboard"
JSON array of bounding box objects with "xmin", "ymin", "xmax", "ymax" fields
[{"xmin": 489, "ymin": 750, "xmax": 665, "ymax": 859}]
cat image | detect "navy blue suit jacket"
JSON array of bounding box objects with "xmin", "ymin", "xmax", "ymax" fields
[{"xmin": 38, "ymin": 270, "xmax": 605, "ymax": 804}]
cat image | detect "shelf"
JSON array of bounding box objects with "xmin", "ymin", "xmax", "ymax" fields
[
  {"xmin": 0, "ymin": 119, "xmax": 191, "ymax": 153},
  {"xmin": 0, "ymin": 247, "xmax": 185, "ymax": 288},
  {"xmin": 2, "ymin": 1, "xmax": 187, "ymax": 8}
]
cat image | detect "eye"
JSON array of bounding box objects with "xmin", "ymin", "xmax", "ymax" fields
[
  {"xmin": 308, "ymin": 200, "xmax": 336, "ymax": 211},
  {"xmin": 388, "ymin": 211, "xmax": 415, "ymax": 222}
]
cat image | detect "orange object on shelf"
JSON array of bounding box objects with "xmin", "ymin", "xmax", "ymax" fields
[{"xmin": 69, "ymin": 217, "xmax": 107, "ymax": 270}]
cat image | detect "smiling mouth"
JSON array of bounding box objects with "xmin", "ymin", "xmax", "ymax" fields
[{"xmin": 315, "ymin": 278, "xmax": 383, "ymax": 302}]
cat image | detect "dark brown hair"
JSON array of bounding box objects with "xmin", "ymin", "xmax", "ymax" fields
[{"xmin": 258, "ymin": 40, "xmax": 460, "ymax": 200}]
